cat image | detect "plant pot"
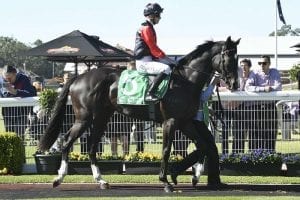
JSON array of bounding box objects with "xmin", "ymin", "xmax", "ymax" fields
[
  {"xmin": 124, "ymin": 162, "xmax": 161, "ymax": 175},
  {"xmin": 68, "ymin": 160, "xmax": 123, "ymax": 175},
  {"xmin": 34, "ymin": 154, "xmax": 62, "ymax": 174},
  {"xmin": 220, "ymin": 163, "xmax": 282, "ymax": 176},
  {"xmin": 286, "ymin": 164, "xmax": 300, "ymax": 176}
]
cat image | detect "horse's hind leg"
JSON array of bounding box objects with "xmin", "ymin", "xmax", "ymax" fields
[
  {"xmin": 89, "ymin": 109, "xmax": 113, "ymax": 189},
  {"xmin": 53, "ymin": 120, "xmax": 90, "ymax": 188},
  {"xmin": 159, "ymin": 118, "xmax": 176, "ymax": 193}
]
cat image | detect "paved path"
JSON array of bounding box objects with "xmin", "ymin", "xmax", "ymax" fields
[{"xmin": 0, "ymin": 183, "xmax": 299, "ymax": 199}]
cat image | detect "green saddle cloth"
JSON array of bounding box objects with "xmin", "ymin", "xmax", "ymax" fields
[{"xmin": 117, "ymin": 70, "xmax": 169, "ymax": 105}]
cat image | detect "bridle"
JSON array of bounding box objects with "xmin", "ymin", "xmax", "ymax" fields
[
  {"xmin": 183, "ymin": 45, "xmax": 237, "ymax": 81},
  {"xmin": 220, "ymin": 46, "xmax": 237, "ymax": 79}
]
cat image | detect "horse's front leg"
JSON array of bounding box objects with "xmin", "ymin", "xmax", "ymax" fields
[{"xmin": 159, "ymin": 118, "xmax": 176, "ymax": 193}]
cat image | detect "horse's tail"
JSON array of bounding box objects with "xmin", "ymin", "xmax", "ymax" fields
[{"xmin": 38, "ymin": 76, "xmax": 77, "ymax": 152}]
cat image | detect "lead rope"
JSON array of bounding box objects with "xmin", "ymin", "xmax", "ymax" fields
[{"xmin": 215, "ymin": 85, "xmax": 225, "ymax": 127}]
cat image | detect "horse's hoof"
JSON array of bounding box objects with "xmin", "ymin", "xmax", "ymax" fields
[
  {"xmin": 164, "ymin": 185, "xmax": 174, "ymax": 193},
  {"xmin": 192, "ymin": 176, "xmax": 198, "ymax": 187},
  {"xmin": 53, "ymin": 180, "xmax": 61, "ymax": 188},
  {"xmin": 100, "ymin": 182, "xmax": 110, "ymax": 189}
]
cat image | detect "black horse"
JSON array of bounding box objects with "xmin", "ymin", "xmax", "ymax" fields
[{"xmin": 39, "ymin": 36, "xmax": 240, "ymax": 192}]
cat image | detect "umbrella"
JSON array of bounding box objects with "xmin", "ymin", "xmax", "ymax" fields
[
  {"xmin": 290, "ymin": 43, "xmax": 300, "ymax": 54},
  {"xmin": 20, "ymin": 30, "xmax": 133, "ymax": 75},
  {"xmin": 291, "ymin": 43, "xmax": 300, "ymax": 48}
]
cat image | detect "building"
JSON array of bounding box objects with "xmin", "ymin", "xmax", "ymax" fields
[
  {"xmin": 160, "ymin": 36, "xmax": 300, "ymax": 71},
  {"xmin": 237, "ymin": 36, "xmax": 300, "ymax": 71}
]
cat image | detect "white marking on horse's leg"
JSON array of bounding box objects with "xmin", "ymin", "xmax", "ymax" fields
[
  {"xmin": 91, "ymin": 164, "xmax": 107, "ymax": 184},
  {"xmin": 54, "ymin": 160, "xmax": 68, "ymax": 184}
]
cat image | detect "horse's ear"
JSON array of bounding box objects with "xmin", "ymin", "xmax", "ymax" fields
[
  {"xmin": 235, "ymin": 38, "xmax": 241, "ymax": 45},
  {"xmin": 226, "ymin": 36, "xmax": 232, "ymax": 43}
]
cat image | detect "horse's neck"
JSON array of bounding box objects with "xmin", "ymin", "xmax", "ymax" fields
[{"xmin": 184, "ymin": 67, "xmax": 211, "ymax": 91}]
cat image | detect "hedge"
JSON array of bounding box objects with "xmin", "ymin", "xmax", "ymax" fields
[{"xmin": 0, "ymin": 132, "xmax": 25, "ymax": 174}]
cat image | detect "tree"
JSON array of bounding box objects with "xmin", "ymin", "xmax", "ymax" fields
[
  {"xmin": 0, "ymin": 37, "xmax": 64, "ymax": 78},
  {"xmin": 0, "ymin": 37, "xmax": 29, "ymax": 67},
  {"xmin": 289, "ymin": 64, "xmax": 300, "ymax": 82},
  {"xmin": 269, "ymin": 24, "xmax": 300, "ymax": 36}
]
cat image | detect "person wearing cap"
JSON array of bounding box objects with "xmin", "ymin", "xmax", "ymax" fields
[
  {"xmin": 134, "ymin": 3, "xmax": 177, "ymax": 102},
  {"xmin": 1, "ymin": 65, "xmax": 36, "ymax": 140},
  {"xmin": 245, "ymin": 55, "xmax": 282, "ymax": 151}
]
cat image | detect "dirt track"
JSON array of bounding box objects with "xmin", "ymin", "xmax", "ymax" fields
[{"xmin": 0, "ymin": 183, "xmax": 299, "ymax": 199}]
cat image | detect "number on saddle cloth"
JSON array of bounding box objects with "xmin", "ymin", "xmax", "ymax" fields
[{"xmin": 117, "ymin": 70, "xmax": 170, "ymax": 105}]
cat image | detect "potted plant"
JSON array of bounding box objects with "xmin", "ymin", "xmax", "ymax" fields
[
  {"xmin": 68, "ymin": 152, "xmax": 123, "ymax": 174},
  {"xmin": 66, "ymin": 151, "xmax": 184, "ymax": 175},
  {"xmin": 123, "ymin": 152, "xmax": 183, "ymax": 175},
  {"xmin": 282, "ymin": 154, "xmax": 300, "ymax": 176},
  {"xmin": 220, "ymin": 149, "xmax": 283, "ymax": 176},
  {"xmin": 34, "ymin": 89, "xmax": 61, "ymax": 174},
  {"xmin": 34, "ymin": 151, "xmax": 62, "ymax": 174}
]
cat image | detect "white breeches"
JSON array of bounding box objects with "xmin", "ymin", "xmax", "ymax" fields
[{"xmin": 136, "ymin": 56, "xmax": 172, "ymax": 75}]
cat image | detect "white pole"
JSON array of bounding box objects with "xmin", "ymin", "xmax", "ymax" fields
[
  {"xmin": 52, "ymin": 62, "xmax": 55, "ymax": 78},
  {"xmin": 275, "ymin": 0, "xmax": 278, "ymax": 69}
]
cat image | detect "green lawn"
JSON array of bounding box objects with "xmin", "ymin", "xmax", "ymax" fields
[
  {"xmin": 1, "ymin": 175, "xmax": 300, "ymax": 184},
  {"xmin": 64, "ymin": 198, "xmax": 300, "ymax": 200}
]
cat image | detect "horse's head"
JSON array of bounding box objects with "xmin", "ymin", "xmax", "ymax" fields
[
  {"xmin": 212, "ymin": 36, "xmax": 241, "ymax": 91},
  {"xmin": 178, "ymin": 37, "xmax": 240, "ymax": 91}
]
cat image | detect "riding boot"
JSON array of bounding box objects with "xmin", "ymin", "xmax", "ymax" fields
[{"xmin": 145, "ymin": 72, "xmax": 167, "ymax": 102}]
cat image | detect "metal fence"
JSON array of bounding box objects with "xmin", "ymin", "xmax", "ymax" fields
[{"xmin": 0, "ymin": 91, "xmax": 299, "ymax": 161}]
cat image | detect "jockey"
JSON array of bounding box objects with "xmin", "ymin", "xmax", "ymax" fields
[{"xmin": 134, "ymin": 3, "xmax": 177, "ymax": 102}]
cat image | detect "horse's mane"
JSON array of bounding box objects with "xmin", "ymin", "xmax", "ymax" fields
[{"xmin": 177, "ymin": 40, "xmax": 217, "ymax": 66}]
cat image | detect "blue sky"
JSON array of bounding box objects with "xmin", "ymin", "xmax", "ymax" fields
[{"xmin": 1, "ymin": 0, "xmax": 299, "ymax": 51}]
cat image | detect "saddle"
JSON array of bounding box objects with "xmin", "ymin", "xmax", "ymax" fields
[{"xmin": 117, "ymin": 70, "xmax": 170, "ymax": 105}]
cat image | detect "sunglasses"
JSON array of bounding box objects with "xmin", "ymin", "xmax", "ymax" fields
[{"xmin": 258, "ymin": 62, "xmax": 268, "ymax": 65}]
